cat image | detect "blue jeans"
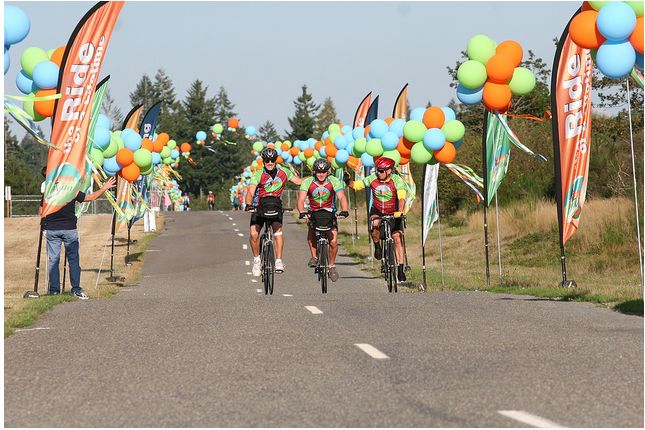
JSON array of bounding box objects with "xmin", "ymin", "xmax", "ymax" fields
[{"xmin": 46, "ymin": 229, "xmax": 82, "ymax": 295}]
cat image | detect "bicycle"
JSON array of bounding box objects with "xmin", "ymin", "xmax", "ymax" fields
[
  {"xmin": 300, "ymin": 210, "xmax": 333, "ymax": 293},
  {"xmin": 372, "ymin": 214, "xmax": 406, "ymax": 293}
]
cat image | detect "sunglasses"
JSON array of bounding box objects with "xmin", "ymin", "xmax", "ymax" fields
[
  {"xmin": 263, "ymin": 158, "xmax": 277, "ymax": 163},
  {"xmin": 377, "ymin": 168, "xmax": 390, "ymax": 173}
]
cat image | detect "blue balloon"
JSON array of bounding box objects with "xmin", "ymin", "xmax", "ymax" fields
[
  {"xmin": 596, "ymin": 2, "xmax": 636, "ymax": 42},
  {"xmin": 322, "ymin": 131, "xmax": 329, "ymax": 140},
  {"xmin": 319, "ymin": 146, "xmax": 327, "ymax": 157},
  {"xmin": 352, "ymin": 127, "xmax": 365, "ymax": 139},
  {"xmin": 335, "ymin": 149, "xmax": 349, "ymax": 164},
  {"xmin": 423, "ymin": 128, "xmax": 446, "ymax": 151},
  {"xmin": 636, "ymin": 52, "xmax": 644, "ymax": 71},
  {"xmin": 103, "ymin": 156, "xmax": 122, "ymax": 172},
  {"xmin": 346, "ymin": 142, "xmax": 354, "ymax": 154},
  {"xmin": 152, "ymin": 152, "xmax": 161, "ymax": 164},
  {"xmin": 121, "ymin": 128, "xmax": 135, "ymax": 142},
  {"xmin": 4, "ymin": 5, "xmax": 31, "ymax": 45},
  {"xmin": 32, "ymin": 60, "xmax": 59, "ymax": 89},
  {"xmin": 103, "ymin": 168, "xmax": 118, "ymax": 177},
  {"xmin": 381, "ymin": 131, "xmax": 399, "ymax": 150},
  {"xmin": 307, "ymin": 138, "xmax": 316, "ymax": 144},
  {"xmin": 341, "ymin": 125, "xmax": 352, "ymax": 134},
  {"xmin": 452, "ymin": 139, "xmax": 464, "ymax": 150},
  {"xmin": 369, "ymin": 119, "xmax": 388, "ymax": 138},
  {"xmin": 196, "ymin": 130, "xmax": 207, "ymax": 141},
  {"xmin": 16, "ymin": 69, "xmax": 36, "ymax": 94},
  {"xmin": 92, "ymin": 127, "xmax": 111, "ymax": 150},
  {"xmin": 123, "ymin": 131, "xmax": 142, "ymax": 151},
  {"xmin": 96, "ymin": 114, "xmax": 111, "ymax": 130},
  {"xmin": 4, "ymin": 48, "xmax": 9, "ymax": 75},
  {"xmin": 388, "ymin": 119, "xmax": 406, "ymax": 137},
  {"xmin": 596, "ymin": 40, "xmax": 636, "ymax": 79},
  {"xmin": 293, "ymin": 156, "xmax": 302, "ymax": 166},
  {"xmin": 245, "ymin": 126, "xmax": 256, "ymax": 136},
  {"xmin": 334, "ymin": 135, "xmax": 348, "ymax": 149},
  {"xmin": 410, "ymin": 107, "xmax": 425, "ymax": 121},
  {"xmin": 441, "ymin": 107, "xmax": 457, "ymax": 121},
  {"xmin": 456, "ymin": 83, "xmax": 484, "ymax": 105},
  {"xmin": 360, "ymin": 152, "xmax": 374, "ymax": 167},
  {"xmin": 283, "ymin": 153, "xmax": 293, "ymax": 163}
]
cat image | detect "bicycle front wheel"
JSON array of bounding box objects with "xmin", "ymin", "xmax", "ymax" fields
[
  {"xmin": 262, "ymin": 240, "xmax": 275, "ymax": 295},
  {"xmin": 319, "ymin": 241, "xmax": 329, "ymax": 294},
  {"xmin": 386, "ymin": 240, "xmax": 397, "ymax": 293}
]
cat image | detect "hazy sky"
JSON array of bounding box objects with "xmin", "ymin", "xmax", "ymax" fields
[{"xmin": 4, "ymin": 0, "xmax": 579, "ymax": 138}]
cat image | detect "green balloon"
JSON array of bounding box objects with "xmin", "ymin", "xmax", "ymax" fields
[
  {"xmin": 589, "ymin": 1, "xmax": 610, "ymax": 11},
  {"xmin": 298, "ymin": 152, "xmax": 307, "ymax": 162},
  {"xmin": 441, "ymin": 120, "xmax": 465, "ymax": 142},
  {"xmin": 509, "ymin": 67, "xmax": 536, "ymax": 96},
  {"xmin": 167, "ymin": 140, "xmax": 177, "ymax": 150},
  {"xmin": 466, "ymin": 34, "xmax": 497, "ymax": 65},
  {"xmin": 20, "ymin": 47, "xmax": 49, "ymax": 76},
  {"xmin": 160, "ymin": 147, "xmax": 171, "ymax": 158},
  {"xmin": 116, "ymin": 134, "xmax": 125, "ymax": 150},
  {"xmin": 329, "ymin": 131, "xmax": 341, "ymax": 143},
  {"xmin": 354, "ymin": 137, "xmax": 367, "ymax": 154},
  {"xmin": 252, "ymin": 141, "xmax": 264, "ymax": 152},
  {"xmin": 282, "ymin": 140, "xmax": 292, "ymax": 148},
  {"xmin": 382, "ymin": 150, "xmax": 401, "ymax": 167},
  {"xmin": 306, "ymin": 157, "xmax": 315, "ymax": 168},
  {"xmin": 90, "ymin": 147, "xmax": 104, "ymax": 167},
  {"xmin": 410, "ymin": 142, "xmax": 433, "ymax": 164},
  {"xmin": 331, "ymin": 159, "xmax": 341, "ymax": 169},
  {"xmin": 140, "ymin": 164, "xmax": 154, "ymax": 175},
  {"xmin": 403, "ymin": 120, "xmax": 427, "ymax": 143},
  {"xmin": 366, "ymin": 138, "xmax": 384, "ymax": 157},
  {"xmin": 103, "ymin": 134, "xmax": 120, "ymax": 158},
  {"xmin": 163, "ymin": 157, "xmax": 173, "ymax": 165},
  {"xmin": 428, "ymin": 155, "xmax": 439, "ymax": 165},
  {"xmin": 352, "ymin": 146, "xmax": 362, "ymax": 158},
  {"xmin": 457, "ymin": 60, "xmax": 488, "ymax": 89},
  {"xmin": 314, "ymin": 150, "xmax": 320, "ymax": 158},
  {"xmin": 22, "ymin": 93, "xmax": 45, "ymax": 122},
  {"xmin": 212, "ymin": 123, "xmax": 223, "ymax": 134},
  {"xmin": 626, "ymin": 1, "xmax": 644, "ymax": 17},
  {"xmin": 328, "ymin": 123, "xmax": 341, "ymax": 134},
  {"xmin": 133, "ymin": 148, "xmax": 152, "ymax": 168}
]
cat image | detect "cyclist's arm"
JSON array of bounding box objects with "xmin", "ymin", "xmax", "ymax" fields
[
  {"xmin": 337, "ymin": 189, "xmax": 349, "ymax": 212},
  {"xmin": 289, "ymin": 175, "xmax": 304, "ymax": 186},
  {"xmin": 246, "ymin": 184, "xmax": 257, "ymax": 206},
  {"xmin": 296, "ymin": 190, "xmax": 307, "ymax": 214}
]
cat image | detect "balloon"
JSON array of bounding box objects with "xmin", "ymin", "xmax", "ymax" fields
[
  {"xmin": 140, "ymin": 164, "xmax": 154, "ymax": 176},
  {"xmin": 16, "ymin": 70, "xmax": 37, "ymax": 94},
  {"xmin": 409, "ymin": 107, "xmax": 426, "ymax": 121},
  {"xmin": 423, "ymin": 128, "xmax": 446, "ymax": 151},
  {"xmin": 306, "ymin": 157, "xmax": 315, "ymax": 168},
  {"xmin": 49, "ymin": 46, "xmax": 65, "ymax": 67},
  {"xmin": 354, "ymin": 137, "xmax": 367, "ymax": 154},
  {"xmin": 133, "ymin": 148, "xmax": 152, "ymax": 167},
  {"xmin": 327, "ymin": 123, "xmax": 341, "ymax": 134},
  {"xmin": 32, "ymin": 60, "xmax": 59, "ymax": 89},
  {"xmin": 289, "ymin": 146, "xmax": 300, "ymax": 156},
  {"xmin": 509, "ymin": 67, "xmax": 536, "ymax": 96},
  {"xmin": 245, "ymin": 126, "xmax": 256, "ymax": 136},
  {"xmin": 441, "ymin": 120, "xmax": 465, "ymax": 142},
  {"xmin": 482, "ymin": 82, "xmax": 512, "ymax": 113},
  {"xmin": 423, "ymin": 106, "xmax": 446, "ymax": 129},
  {"xmin": 152, "ymin": 152, "xmax": 161, "ymax": 165},
  {"xmin": 171, "ymin": 149, "xmax": 180, "ymax": 159},
  {"xmin": 252, "ymin": 141, "xmax": 264, "ymax": 152},
  {"xmin": 360, "ymin": 152, "xmax": 374, "ymax": 167},
  {"xmin": 456, "ymin": 83, "xmax": 484, "ymax": 105},
  {"xmin": 365, "ymin": 138, "xmax": 384, "ymax": 157},
  {"xmin": 123, "ymin": 132, "xmax": 142, "ymax": 151},
  {"xmin": 196, "ymin": 131, "xmax": 207, "ymax": 141},
  {"xmin": 369, "ymin": 119, "xmax": 388, "ymax": 138},
  {"xmin": 466, "ymin": 34, "xmax": 497, "ymax": 64},
  {"xmin": 457, "ymin": 60, "xmax": 488, "ymax": 89},
  {"xmin": 637, "ymin": 51, "xmax": 644, "ymax": 70},
  {"xmin": 228, "ymin": 118, "xmax": 239, "ymax": 129},
  {"xmin": 97, "ymin": 114, "xmax": 111, "ymax": 130},
  {"xmin": 570, "ymin": 11, "xmax": 606, "ymax": 49},
  {"xmin": 596, "ymin": 40, "xmax": 636, "ymax": 78},
  {"xmin": 334, "ymin": 135, "xmax": 348, "ymax": 149},
  {"xmin": 90, "ymin": 147, "xmax": 104, "ymax": 167},
  {"xmin": 4, "ymin": 48, "xmax": 9, "ymax": 75},
  {"xmin": 335, "ymin": 149, "xmax": 349, "ymax": 164},
  {"xmin": 630, "ymin": 17, "xmax": 643, "ymax": 54},
  {"xmin": 103, "ymin": 156, "xmax": 122, "ymax": 172},
  {"xmin": 341, "ymin": 125, "xmax": 352, "ymax": 134},
  {"xmin": 293, "ymin": 156, "xmax": 302, "ymax": 166},
  {"xmin": 382, "ymin": 150, "xmax": 401, "ymax": 167},
  {"xmin": 283, "ymin": 140, "xmax": 292, "ymax": 148},
  {"xmin": 440, "ymin": 107, "xmax": 456, "ymax": 121},
  {"xmin": 403, "ymin": 120, "xmax": 427, "ymax": 143},
  {"xmin": 434, "ymin": 142, "xmax": 457, "ymax": 164},
  {"xmin": 4, "ymin": 5, "xmax": 31, "ymax": 45},
  {"xmin": 23, "ymin": 93, "xmax": 45, "ymax": 121},
  {"xmin": 626, "ymin": 1, "xmax": 644, "ymax": 17},
  {"xmin": 381, "ymin": 131, "xmax": 399, "ymax": 150},
  {"xmin": 92, "ymin": 127, "xmax": 111, "ymax": 150},
  {"xmin": 103, "ymin": 134, "xmax": 120, "ymax": 158},
  {"xmin": 116, "ymin": 148, "xmax": 134, "ymax": 166},
  {"xmin": 212, "ymin": 123, "xmax": 223, "ymax": 134},
  {"xmin": 389, "ymin": 118, "xmax": 406, "ymax": 137},
  {"xmin": 20, "ymin": 47, "xmax": 48, "ymax": 76},
  {"xmin": 120, "ymin": 163, "xmax": 141, "ymax": 182},
  {"xmin": 141, "ymin": 138, "xmax": 154, "ymax": 152},
  {"xmin": 298, "ymin": 151, "xmax": 307, "ymax": 162},
  {"xmin": 410, "ymin": 142, "xmax": 434, "ymax": 164},
  {"xmin": 597, "ymin": 2, "xmax": 637, "ymax": 41},
  {"xmin": 33, "ymin": 88, "xmax": 56, "ymax": 117},
  {"xmin": 304, "ymin": 147, "xmax": 314, "ymax": 158},
  {"xmin": 588, "ymin": 1, "xmax": 610, "ymax": 11},
  {"xmin": 486, "ymin": 54, "xmax": 515, "ymax": 84},
  {"xmin": 396, "ymin": 138, "xmax": 412, "ymax": 157},
  {"xmin": 496, "ymin": 40, "xmax": 523, "ymax": 67},
  {"xmin": 160, "ymin": 147, "xmax": 171, "ymax": 158},
  {"xmin": 352, "ymin": 127, "xmax": 365, "ymax": 139}
]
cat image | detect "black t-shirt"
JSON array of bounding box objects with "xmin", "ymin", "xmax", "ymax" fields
[{"xmin": 41, "ymin": 191, "xmax": 86, "ymax": 230}]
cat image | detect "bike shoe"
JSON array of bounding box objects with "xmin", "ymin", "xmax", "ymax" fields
[
  {"xmin": 374, "ymin": 243, "xmax": 382, "ymax": 260},
  {"xmin": 275, "ymin": 259, "xmax": 285, "ymax": 273},
  {"xmin": 328, "ymin": 266, "xmax": 339, "ymax": 282},
  {"xmin": 397, "ymin": 265, "xmax": 406, "ymax": 282},
  {"xmin": 307, "ymin": 256, "xmax": 318, "ymax": 268}
]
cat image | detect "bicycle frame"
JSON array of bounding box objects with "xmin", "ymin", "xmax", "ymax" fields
[{"xmin": 373, "ymin": 214, "xmax": 405, "ymax": 293}]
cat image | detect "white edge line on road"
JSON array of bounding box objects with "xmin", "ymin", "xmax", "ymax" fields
[
  {"xmin": 256, "ymin": 289, "xmax": 262, "ymax": 293},
  {"xmin": 498, "ymin": 411, "xmax": 565, "ymax": 428},
  {"xmin": 354, "ymin": 343, "xmax": 389, "ymax": 360},
  {"xmin": 245, "ymin": 261, "xmax": 250, "ymax": 266},
  {"xmin": 246, "ymin": 272, "xmax": 252, "ymax": 275},
  {"xmin": 305, "ymin": 306, "xmax": 323, "ymax": 315},
  {"xmin": 251, "ymin": 279, "xmax": 258, "ymax": 283},
  {"xmin": 242, "ymin": 244, "xmax": 248, "ymax": 250},
  {"xmin": 234, "ymin": 229, "xmax": 239, "ymax": 232},
  {"xmin": 282, "ymin": 294, "xmax": 293, "ymax": 297},
  {"xmin": 232, "ymin": 223, "xmax": 237, "ymax": 226},
  {"xmin": 237, "ymin": 233, "xmax": 244, "ymax": 237},
  {"xmin": 147, "ymin": 249, "xmax": 161, "ymax": 252},
  {"xmin": 15, "ymin": 327, "xmax": 51, "ymax": 333}
]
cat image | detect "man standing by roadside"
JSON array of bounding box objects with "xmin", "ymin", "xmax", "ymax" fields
[{"xmin": 41, "ymin": 176, "xmax": 116, "ymax": 299}]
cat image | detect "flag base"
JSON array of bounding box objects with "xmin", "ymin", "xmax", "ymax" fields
[
  {"xmin": 561, "ymin": 279, "xmax": 577, "ymax": 289},
  {"xmin": 23, "ymin": 291, "xmax": 40, "ymax": 299}
]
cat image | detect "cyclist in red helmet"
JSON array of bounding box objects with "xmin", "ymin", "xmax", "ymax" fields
[{"xmin": 347, "ymin": 156, "xmax": 409, "ymax": 281}]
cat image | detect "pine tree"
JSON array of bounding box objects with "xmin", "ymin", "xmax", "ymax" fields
[
  {"xmin": 314, "ymin": 97, "xmax": 339, "ymax": 137},
  {"xmin": 129, "ymin": 73, "xmax": 155, "ymax": 114},
  {"xmin": 152, "ymin": 68, "xmax": 178, "ymax": 133},
  {"xmin": 258, "ymin": 120, "xmax": 280, "ymax": 142},
  {"xmin": 3, "ymin": 121, "xmax": 40, "ymax": 194},
  {"xmin": 213, "ymin": 86, "xmax": 237, "ymax": 125},
  {"xmin": 101, "ymin": 89, "xmax": 124, "ymax": 129},
  {"xmin": 287, "ymin": 85, "xmax": 319, "ymax": 140}
]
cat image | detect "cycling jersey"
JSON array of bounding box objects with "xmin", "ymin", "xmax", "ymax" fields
[
  {"xmin": 299, "ymin": 176, "xmax": 344, "ymax": 212},
  {"xmin": 250, "ymin": 165, "xmax": 294, "ymax": 205},
  {"xmin": 352, "ymin": 173, "xmax": 408, "ymax": 214}
]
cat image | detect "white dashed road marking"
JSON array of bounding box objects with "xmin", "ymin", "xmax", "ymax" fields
[
  {"xmin": 242, "ymin": 244, "xmax": 248, "ymax": 250},
  {"xmin": 251, "ymin": 279, "xmax": 258, "ymax": 283},
  {"xmin": 147, "ymin": 249, "xmax": 161, "ymax": 252},
  {"xmin": 237, "ymin": 233, "xmax": 244, "ymax": 237},
  {"xmin": 232, "ymin": 223, "xmax": 236, "ymax": 226},
  {"xmin": 355, "ymin": 344, "xmax": 389, "ymax": 360},
  {"xmin": 282, "ymin": 294, "xmax": 293, "ymax": 297},
  {"xmin": 246, "ymin": 272, "xmax": 252, "ymax": 275},
  {"xmin": 245, "ymin": 261, "xmax": 250, "ymax": 266},
  {"xmin": 15, "ymin": 327, "xmax": 51, "ymax": 333},
  {"xmin": 498, "ymin": 411, "xmax": 565, "ymax": 428},
  {"xmin": 234, "ymin": 229, "xmax": 239, "ymax": 232},
  {"xmin": 256, "ymin": 289, "xmax": 262, "ymax": 293},
  {"xmin": 305, "ymin": 306, "xmax": 323, "ymax": 315}
]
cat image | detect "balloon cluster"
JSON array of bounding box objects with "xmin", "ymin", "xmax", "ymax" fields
[
  {"xmin": 195, "ymin": 130, "xmax": 207, "ymax": 145},
  {"xmin": 4, "ymin": 4, "xmax": 30, "ymax": 74},
  {"xmin": 211, "ymin": 123, "xmax": 223, "ymax": 140},
  {"xmin": 570, "ymin": 1, "xmax": 643, "ymax": 78},
  {"xmin": 456, "ymin": 35, "xmax": 536, "ymax": 113},
  {"xmin": 90, "ymin": 115, "xmax": 182, "ymax": 182},
  {"xmin": 244, "ymin": 126, "xmax": 257, "ymax": 140}
]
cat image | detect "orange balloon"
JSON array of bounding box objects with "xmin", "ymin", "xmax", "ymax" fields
[
  {"xmin": 34, "ymin": 89, "xmax": 56, "ymax": 117},
  {"xmin": 363, "ymin": 124, "xmax": 371, "ymax": 137},
  {"xmin": 399, "ymin": 156, "xmax": 410, "ymax": 165},
  {"xmin": 324, "ymin": 136, "xmax": 332, "ymax": 146},
  {"xmin": 120, "ymin": 163, "xmax": 141, "ymax": 182},
  {"xmin": 152, "ymin": 140, "xmax": 165, "ymax": 153},
  {"xmin": 49, "ymin": 46, "xmax": 65, "ymax": 67},
  {"xmin": 347, "ymin": 156, "xmax": 360, "ymax": 170},
  {"xmin": 326, "ymin": 156, "xmax": 334, "ymax": 163},
  {"xmin": 180, "ymin": 143, "xmax": 191, "ymax": 152},
  {"xmin": 141, "ymin": 138, "xmax": 154, "ymax": 151},
  {"xmin": 276, "ymin": 156, "xmax": 284, "ymax": 164},
  {"xmin": 325, "ymin": 144, "xmax": 337, "ymax": 157},
  {"xmin": 486, "ymin": 54, "xmax": 515, "ymax": 84},
  {"xmin": 433, "ymin": 142, "xmax": 456, "ymax": 164},
  {"xmin": 496, "ymin": 40, "xmax": 523, "ymax": 67},
  {"xmin": 290, "ymin": 147, "xmax": 300, "ymax": 156},
  {"xmin": 630, "ymin": 17, "xmax": 643, "ymax": 54},
  {"xmin": 281, "ymin": 143, "xmax": 290, "ymax": 151},
  {"xmin": 384, "ymin": 117, "xmax": 394, "ymax": 125},
  {"xmin": 267, "ymin": 143, "xmax": 275, "ymax": 149},
  {"xmin": 396, "ymin": 137, "xmax": 412, "ymax": 157},
  {"xmin": 569, "ymin": 10, "xmax": 605, "ymax": 49},
  {"xmin": 314, "ymin": 140, "xmax": 323, "ymax": 151},
  {"xmin": 304, "ymin": 148, "xmax": 314, "ymax": 158},
  {"xmin": 228, "ymin": 118, "xmax": 239, "ymax": 128},
  {"xmin": 116, "ymin": 148, "xmax": 134, "ymax": 166},
  {"xmin": 402, "ymin": 137, "xmax": 415, "ymax": 150},
  {"xmin": 156, "ymin": 133, "xmax": 170, "ymax": 145},
  {"xmin": 422, "ymin": 107, "xmax": 445, "ymax": 129},
  {"xmin": 482, "ymin": 82, "xmax": 512, "ymax": 113}
]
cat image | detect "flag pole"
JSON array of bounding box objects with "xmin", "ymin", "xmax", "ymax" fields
[
  {"xmin": 437, "ymin": 189, "xmax": 446, "ymax": 291},
  {"xmin": 421, "ymin": 165, "xmax": 427, "ymax": 290},
  {"xmin": 495, "ymin": 193, "xmax": 503, "ymax": 287},
  {"xmin": 482, "ymin": 109, "xmax": 491, "ymax": 288},
  {"xmin": 108, "ymin": 208, "xmax": 117, "ymax": 281},
  {"xmin": 25, "ymin": 227, "xmax": 44, "ymax": 298}
]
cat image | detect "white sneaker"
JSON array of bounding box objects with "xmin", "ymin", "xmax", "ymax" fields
[
  {"xmin": 275, "ymin": 259, "xmax": 285, "ymax": 273},
  {"xmin": 252, "ymin": 258, "xmax": 261, "ymax": 277}
]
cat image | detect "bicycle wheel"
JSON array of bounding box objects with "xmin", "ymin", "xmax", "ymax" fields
[
  {"xmin": 262, "ymin": 240, "xmax": 275, "ymax": 295},
  {"xmin": 386, "ymin": 239, "xmax": 397, "ymax": 293},
  {"xmin": 319, "ymin": 241, "xmax": 329, "ymax": 294}
]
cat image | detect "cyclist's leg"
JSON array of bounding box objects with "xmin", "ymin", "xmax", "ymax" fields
[
  {"xmin": 392, "ymin": 230, "xmax": 405, "ymax": 265},
  {"xmin": 272, "ymin": 221, "xmax": 284, "ymax": 259},
  {"xmin": 329, "ymin": 228, "xmax": 339, "ymax": 266},
  {"xmin": 370, "ymin": 215, "xmax": 381, "ymax": 244},
  {"xmin": 307, "ymin": 225, "xmax": 317, "ymax": 258},
  {"xmin": 249, "ymin": 216, "xmax": 262, "ymax": 257}
]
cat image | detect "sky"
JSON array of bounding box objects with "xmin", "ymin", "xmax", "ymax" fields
[{"xmin": 4, "ymin": 0, "xmax": 580, "ymax": 139}]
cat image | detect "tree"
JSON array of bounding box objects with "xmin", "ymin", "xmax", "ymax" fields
[
  {"xmin": 258, "ymin": 120, "xmax": 280, "ymax": 142},
  {"xmin": 152, "ymin": 68, "xmax": 179, "ymax": 133},
  {"xmin": 213, "ymin": 86, "xmax": 237, "ymax": 125},
  {"xmin": 129, "ymin": 73, "xmax": 155, "ymax": 114},
  {"xmin": 4, "ymin": 120, "xmax": 40, "ymax": 194},
  {"xmin": 101, "ymin": 89, "xmax": 123, "ymax": 129},
  {"xmin": 314, "ymin": 97, "xmax": 339, "ymax": 136},
  {"xmin": 286, "ymin": 84, "xmax": 319, "ymax": 140}
]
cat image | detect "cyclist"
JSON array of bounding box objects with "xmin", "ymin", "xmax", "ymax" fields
[
  {"xmin": 207, "ymin": 191, "xmax": 215, "ymax": 210},
  {"xmin": 297, "ymin": 158, "xmax": 349, "ymax": 282},
  {"xmin": 246, "ymin": 148, "xmax": 303, "ymax": 276},
  {"xmin": 346, "ymin": 156, "xmax": 408, "ymax": 281}
]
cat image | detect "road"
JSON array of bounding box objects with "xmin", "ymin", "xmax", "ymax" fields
[{"xmin": 4, "ymin": 210, "xmax": 643, "ymax": 427}]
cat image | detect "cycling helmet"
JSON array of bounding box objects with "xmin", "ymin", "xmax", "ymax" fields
[
  {"xmin": 375, "ymin": 156, "xmax": 395, "ymax": 170},
  {"xmin": 313, "ymin": 158, "xmax": 331, "ymax": 172},
  {"xmin": 261, "ymin": 147, "xmax": 278, "ymax": 161}
]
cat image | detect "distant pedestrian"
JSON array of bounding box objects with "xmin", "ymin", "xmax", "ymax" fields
[{"xmin": 207, "ymin": 191, "xmax": 216, "ymax": 211}]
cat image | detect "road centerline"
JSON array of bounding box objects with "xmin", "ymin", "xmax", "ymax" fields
[
  {"xmin": 498, "ymin": 410, "xmax": 565, "ymax": 428},
  {"xmin": 355, "ymin": 343, "xmax": 389, "ymax": 360}
]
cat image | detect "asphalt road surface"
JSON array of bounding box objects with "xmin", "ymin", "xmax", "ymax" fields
[{"xmin": 4, "ymin": 210, "xmax": 643, "ymax": 427}]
